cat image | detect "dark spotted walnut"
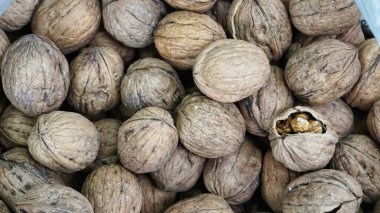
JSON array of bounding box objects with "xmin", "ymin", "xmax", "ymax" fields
[
  {"xmin": 94, "ymin": 119, "xmax": 122, "ymax": 159},
  {"xmin": 118, "ymin": 107, "xmax": 178, "ymax": 173},
  {"xmin": 0, "ymin": 29, "xmax": 9, "ymax": 63},
  {"xmin": 0, "ymin": 0, "xmax": 39, "ymax": 31},
  {"xmin": 368, "ymin": 100, "xmax": 380, "ymax": 144},
  {"xmin": 164, "ymin": 0, "xmax": 216, "ymax": 12}
]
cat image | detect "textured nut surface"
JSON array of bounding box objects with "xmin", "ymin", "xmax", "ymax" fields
[
  {"xmin": 194, "ymin": 39, "xmax": 270, "ymax": 103},
  {"xmin": 345, "ymin": 39, "xmax": 380, "ymax": 111},
  {"xmin": 239, "ymin": 66, "xmax": 293, "ymax": 137},
  {"xmin": 228, "ymin": 0, "xmax": 292, "ymax": 61},
  {"xmin": 175, "ymin": 92, "xmax": 246, "ymax": 158},
  {"xmin": 368, "ymin": 100, "xmax": 380, "ymax": 144},
  {"xmin": 0, "ymin": 200, "xmax": 10, "ymax": 213},
  {"xmin": 212, "ymin": 0, "xmax": 231, "ymax": 31},
  {"xmin": 102, "ymin": 0, "xmax": 166, "ymax": 48},
  {"xmin": 82, "ymin": 164, "xmax": 142, "ymax": 213},
  {"xmin": 94, "ymin": 119, "xmax": 122, "ymax": 159},
  {"xmin": 154, "ymin": 11, "xmax": 226, "ymax": 70},
  {"xmin": 337, "ymin": 22, "xmax": 365, "ymax": 46},
  {"xmin": 203, "ymin": 138, "xmax": 262, "ymax": 204},
  {"xmin": 283, "ymin": 169, "xmax": 363, "ymax": 213},
  {"xmin": 0, "ymin": 29, "xmax": 9, "ymax": 64},
  {"xmin": 32, "ymin": 0, "xmax": 101, "ymax": 54},
  {"xmin": 164, "ymin": 0, "xmax": 216, "ymax": 12},
  {"xmin": 138, "ymin": 175, "xmax": 177, "ymax": 213},
  {"xmin": 120, "ymin": 58, "xmax": 185, "ymax": 117},
  {"xmin": 68, "ymin": 46, "xmax": 124, "ymax": 115},
  {"xmin": 165, "ymin": 193, "xmax": 233, "ymax": 213},
  {"xmin": 289, "ymin": 0, "xmax": 361, "ymax": 36},
  {"xmin": 331, "ymin": 134, "xmax": 380, "ymax": 203},
  {"xmin": 28, "ymin": 111, "xmax": 100, "ymax": 173},
  {"xmin": 1, "ymin": 34, "xmax": 70, "ymax": 117},
  {"xmin": 0, "ymin": 0, "xmax": 39, "ymax": 31},
  {"xmin": 285, "ymin": 39, "xmax": 360, "ymax": 105},
  {"xmin": 151, "ymin": 144, "xmax": 206, "ymax": 192},
  {"xmin": 118, "ymin": 107, "xmax": 178, "ymax": 173}
]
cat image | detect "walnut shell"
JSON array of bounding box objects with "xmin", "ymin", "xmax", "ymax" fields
[
  {"xmin": 137, "ymin": 175, "xmax": 177, "ymax": 213},
  {"xmin": 194, "ymin": 39, "xmax": 270, "ymax": 103},
  {"xmin": 82, "ymin": 164, "xmax": 142, "ymax": 213},
  {"xmin": 239, "ymin": 66, "xmax": 294, "ymax": 137},
  {"xmin": 151, "ymin": 144, "xmax": 206, "ymax": 192},
  {"xmin": 84, "ymin": 154, "xmax": 119, "ymax": 173},
  {"xmin": 165, "ymin": 193, "xmax": 233, "ymax": 213},
  {"xmin": 102, "ymin": 0, "xmax": 166, "ymax": 48},
  {"xmin": 285, "ymin": 39, "xmax": 360, "ymax": 105},
  {"xmin": 28, "ymin": 111, "xmax": 100, "ymax": 173},
  {"xmin": 154, "ymin": 11, "xmax": 226, "ymax": 70},
  {"xmin": 337, "ymin": 22, "xmax": 365, "ymax": 46},
  {"xmin": 0, "ymin": 0, "xmax": 39, "ymax": 31},
  {"xmin": 345, "ymin": 39, "xmax": 380, "ymax": 111},
  {"xmin": 261, "ymin": 150, "xmax": 298, "ymax": 213},
  {"xmin": 164, "ymin": 0, "xmax": 216, "ymax": 12},
  {"xmin": 289, "ymin": 0, "xmax": 361, "ymax": 36},
  {"xmin": 175, "ymin": 92, "xmax": 246, "ymax": 158},
  {"xmin": 14, "ymin": 184, "xmax": 93, "ymax": 213},
  {"xmin": 1, "ymin": 34, "xmax": 70, "ymax": 117},
  {"xmin": 228, "ymin": 0, "xmax": 292, "ymax": 61},
  {"xmin": 32, "ymin": 0, "xmax": 101, "ymax": 54},
  {"xmin": 118, "ymin": 107, "xmax": 178, "ymax": 173},
  {"xmin": 212, "ymin": 0, "xmax": 231, "ymax": 32},
  {"xmin": 331, "ymin": 134, "xmax": 380, "ymax": 203},
  {"xmin": 203, "ymin": 138, "xmax": 262, "ymax": 204},
  {"xmin": 68, "ymin": 46, "xmax": 124, "ymax": 115},
  {"xmin": 120, "ymin": 58, "xmax": 185, "ymax": 117},
  {"xmin": 94, "ymin": 119, "xmax": 122, "ymax": 159},
  {"xmin": 268, "ymin": 106, "xmax": 339, "ymax": 172},
  {"xmin": 283, "ymin": 169, "xmax": 363, "ymax": 213},
  {"xmin": 368, "ymin": 100, "xmax": 380, "ymax": 144},
  {"xmin": 0, "ymin": 29, "xmax": 9, "ymax": 64},
  {"xmin": 0, "ymin": 200, "xmax": 10, "ymax": 213},
  {"xmin": 90, "ymin": 31, "xmax": 135, "ymax": 65},
  {"xmin": 0, "ymin": 105, "xmax": 36, "ymax": 148}
]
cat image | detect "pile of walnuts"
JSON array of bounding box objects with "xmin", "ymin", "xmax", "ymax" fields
[{"xmin": 0, "ymin": 0, "xmax": 379, "ymax": 212}]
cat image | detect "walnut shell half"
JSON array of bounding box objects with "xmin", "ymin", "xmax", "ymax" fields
[{"xmin": 0, "ymin": 0, "xmax": 39, "ymax": 31}]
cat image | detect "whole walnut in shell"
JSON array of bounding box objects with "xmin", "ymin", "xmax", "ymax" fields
[
  {"xmin": 102, "ymin": 0, "xmax": 166, "ymax": 48},
  {"xmin": 283, "ymin": 169, "xmax": 363, "ymax": 213},
  {"xmin": 345, "ymin": 39, "xmax": 380, "ymax": 111},
  {"xmin": 331, "ymin": 134, "xmax": 380, "ymax": 203},
  {"xmin": 118, "ymin": 107, "xmax": 178, "ymax": 173},
  {"xmin": 0, "ymin": 0, "xmax": 39, "ymax": 31},
  {"xmin": 82, "ymin": 164, "xmax": 142, "ymax": 213},
  {"xmin": 68, "ymin": 46, "xmax": 124, "ymax": 115},
  {"xmin": 28, "ymin": 111, "xmax": 100, "ymax": 173},
  {"xmin": 228, "ymin": 0, "xmax": 292, "ymax": 61},
  {"xmin": 0, "ymin": 200, "xmax": 10, "ymax": 213},
  {"xmin": 269, "ymin": 106, "xmax": 339, "ymax": 172},
  {"xmin": 94, "ymin": 119, "xmax": 122, "ymax": 159},
  {"xmin": 151, "ymin": 144, "xmax": 206, "ymax": 192},
  {"xmin": 194, "ymin": 39, "xmax": 270, "ymax": 103},
  {"xmin": 90, "ymin": 31, "xmax": 135, "ymax": 65},
  {"xmin": 32, "ymin": 0, "xmax": 101, "ymax": 54},
  {"xmin": 154, "ymin": 11, "xmax": 226, "ymax": 70},
  {"xmin": 368, "ymin": 100, "xmax": 380, "ymax": 144},
  {"xmin": 285, "ymin": 39, "xmax": 360, "ymax": 105},
  {"xmin": 165, "ymin": 193, "xmax": 233, "ymax": 213},
  {"xmin": 0, "ymin": 29, "xmax": 9, "ymax": 64},
  {"xmin": 1, "ymin": 34, "xmax": 70, "ymax": 117},
  {"xmin": 261, "ymin": 150, "xmax": 298, "ymax": 213},
  {"xmin": 120, "ymin": 58, "xmax": 185, "ymax": 117},
  {"xmin": 164, "ymin": 0, "xmax": 216, "ymax": 12},
  {"xmin": 137, "ymin": 175, "xmax": 177, "ymax": 213},
  {"xmin": 289, "ymin": 0, "xmax": 361, "ymax": 36},
  {"xmin": 239, "ymin": 66, "xmax": 293, "ymax": 137},
  {"xmin": 203, "ymin": 138, "xmax": 262, "ymax": 204},
  {"xmin": 175, "ymin": 92, "xmax": 246, "ymax": 158}
]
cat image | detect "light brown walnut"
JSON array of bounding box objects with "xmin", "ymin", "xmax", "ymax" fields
[{"xmin": 0, "ymin": 0, "xmax": 39, "ymax": 31}]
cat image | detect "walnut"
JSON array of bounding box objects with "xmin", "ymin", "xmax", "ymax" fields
[
  {"xmin": 28, "ymin": 111, "xmax": 100, "ymax": 173},
  {"xmin": 337, "ymin": 22, "xmax": 365, "ymax": 46},
  {"xmin": 151, "ymin": 144, "xmax": 206, "ymax": 192},
  {"xmin": 94, "ymin": 119, "xmax": 122, "ymax": 159},
  {"xmin": 283, "ymin": 169, "xmax": 363, "ymax": 213},
  {"xmin": 285, "ymin": 39, "xmax": 360, "ymax": 105},
  {"xmin": 194, "ymin": 39, "xmax": 270, "ymax": 103},
  {"xmin": 212, "ymin": 0, "xmax": 231, "ymax": 32},
  {"xmin": 137, "ymin": 175, "xmax": 177, "ymax": 213},
  {"xmin": 118, "ymin": 107, "xmax": 178, "ymax": 173},
  {"xmin": 239, "ymin": 66, "xmax": 294, "ymax": 137},
  {"xmin": 368, "ymin": 100, "xmax": 380, "ymax": 144},
  {"xmin": 228, "ymin": 0, "xmax": 292, "ymax": 61},
  {"xmin": 164, "ymin": 0, "xmax": 216, "ymax": 13},
  {"xmin": 154, "ymin": 11, "xmax": 226, "ymax": 70},
  {"xmin": 203, "ymin": 137, "xmax": 262, "ymax": 204},
  {"xmin": 0, "ymin": 200, "xmax": 10, "ymax": 213},
  {"xmin": 175, "ymin": 92, "xmax": 246, "ymax": 158},
  {"xmin": 289, "ymin": 0, "xmax": 361, "ymax": 36},
  {"xmin": 269, "ymin": 106, "xmax": 339, "ymax": 172},
  {"xmin": 84, "ymin": 154, "xmax": 119, "ymax": 173},
  {"xmin": 0, "ymin": 0, "xmax": 39, "ymax": 31},
  {"xmin": 1, "ymin": 34, "xmax": 70, "ymax": 117},
  {"xmin": 82, "ymin": 164, "xmax": 142, "ymax": 213},
  {"xmin": 102, "ymin": 0, "xmax": 166, "ymax": 48},
  {"xmin": 120, "ymin": 58, "xmax": 185, "ymax": 117},
  {"xmin": 68, "ymin": 46, "xmax": 124, "ymax": 115},
  {"xmin": 0, "ymin": 29, "xmax": 9, "ymax": 64}
]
